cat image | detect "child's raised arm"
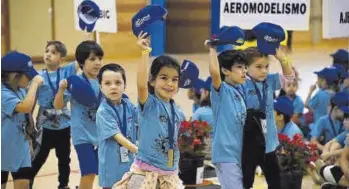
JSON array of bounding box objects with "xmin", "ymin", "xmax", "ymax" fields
[
  {"xmin": 137, "ymin": 32, "xmax": 151, "ymax": 105},
  {"xmin": 275, "ymin": 49, "xmax": 293, "ymax": 76},
  {"xmin": 15, "ymin": 75, "xmax": 43, "ymax": 113},
  {"xmin": 113, "ymin": 134, "xmax": 138, "ymax": 153},
  {"xmin": 54, "ymin": 79, "xmax": 68, "ymax": 110},
  {"xmin": 205, "ymin": 42, "xmax": 221, "ymax": 90}
]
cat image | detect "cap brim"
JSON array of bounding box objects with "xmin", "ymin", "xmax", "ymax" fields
[{"xmin": 26, "ymin": 68, "xmax": 38, "ymax": 80}]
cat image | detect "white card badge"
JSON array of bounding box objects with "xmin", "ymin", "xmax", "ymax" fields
[
  {"xmin": 196, "ymin": 166, "xmax": 204, "ymax": 184},
  {"xmin": 120, "ymin": 146, "xmax": 130, "ymax": 163},
  {"xmin": 260, "ymin": 119, "xmax": 267, "ymax": 134}
]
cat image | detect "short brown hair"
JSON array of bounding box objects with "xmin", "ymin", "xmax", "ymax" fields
[
  {"xmin": 46, "ymin": 40, "xmax": 67, "ymax": 57},
  {"xmin": 243, "ymin": 47, "xmax": 268, "ymax": 66}
]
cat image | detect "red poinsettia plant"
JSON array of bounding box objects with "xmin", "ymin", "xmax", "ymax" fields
[
  {"xmin": 276, "ymin": 133, "xmax": 319, "ymax": 173},
  {"xmin": 178, "ymin": 120, "xmax": 212, "ymax": 158}
]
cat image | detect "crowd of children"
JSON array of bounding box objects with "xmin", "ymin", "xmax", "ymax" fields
[{"xmin": 1, "ymin": 18, "xmax": 349, "ymax": 189}]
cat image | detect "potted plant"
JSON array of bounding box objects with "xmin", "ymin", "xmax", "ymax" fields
[
  {"xmin": 178, "ymin": 120, "xmax": 212, "ymax": 185},
  {"xmin": 276, "ymin": 133, "xmax": 319, "ymax": 189}
]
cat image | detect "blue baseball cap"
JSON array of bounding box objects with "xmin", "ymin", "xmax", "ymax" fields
[
  {"xmin": 252, "ymin": 22, "xmax": 285, "ymax": 55},
  {"xmin": 314, "ymin": 67, "xmax": 339, "ymax": 84},
  {"xmin": 208, "ymin": 26, "xmax": 245, "ymax": 46},
  {"xmin": 77, "ymin": 0, "xmax": 100, "ymax": 32},
  {"xmin": 333, "ymin": 64, "xmax": 349, "ymax": 79},
  {"xmin": 67, "ymin": 75, "xmax": 99, "ymax": 108},
  {"xmin": 132, "ymin": 5, "xmax": 167, "ymax": 37},
  {"xmin": 274, "ymin": 96, "xmax": 294, "ymax": 117},
  {"xmin": 332, "ymin": 92, "xmax": 349, "ymax": 112},
  {"xmin": 179, "ymin": 59, "xmax": 199, "ymax": 89},
  {"xmin": 331, "ymin": 49, "xmax": 349, "ymax": 61},
  {"xmin": 202, "ymin": 76, "xmax": 212, "ymax": 91},
  {"xmin": 192, "ymin": 78, "xmax": 205, "ymax": 94},
  {"xmin": 1, "ymin": 51, "xmax": 38, "ymax": 80}
]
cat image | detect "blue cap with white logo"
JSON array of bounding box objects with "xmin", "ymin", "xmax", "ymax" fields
[
  {"xmin": 179, "ymin": 59, "xmax": 199, "ymax": 89},
  {"xmin": 77, "ymin": 0, "xmax": 100, "ymax": 32},
  {"xmin": 207, "ymin": 26, "xmax": 245, "ymax": 46},
  {"xmin": 252, "ymin": 22, "xmax": 285, "ymax": 55},
  {"xmin": 1, "ymin": 51, "xmax": 38, "ymax": 80},
  {"xmin": 132, "ymin": 5, "xmax": 167, "ymax": 37},
  {"xmin": 67, "ymin": 75, "xmax": 100, "ymax": 108}
]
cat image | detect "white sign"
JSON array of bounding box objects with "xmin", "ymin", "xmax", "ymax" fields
[
  {"xmin": 196, "ymin": 166, "xmax": 204, "ymax": 184},
  {"xmin": 323, "ymin": 0, "xmax": 349, "ymax": 39},
  {"xmin": 220, "ymin": 0, "xmax": 310, "ymax": 30},
  {"xmin": 74, "ymin": 0, "xmax": 117, "ymax": 33}
]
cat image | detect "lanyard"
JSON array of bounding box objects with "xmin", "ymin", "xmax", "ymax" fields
[
  {"xmin": 250, "ymin": 79, "xmax": 267, "ymax": 112},
  {"xmin": 329, "ymin": 117, "xmax": 342, "ymax": 137},
  {"xmin": 45, "ymin": 68, "xmax": 60, "ymax": 96},
  {"xmin": 107, "ymin": 99, "xmax": 127, "ymax": 136},
  {"xmin": 234, "ymin": 85, "xmax": 246, "ymax": 107},
  {"xmin": 159, "ymin": 98, "xmax": 176, "ymax": 149},
  {"xmin": 81, "ymin": 73, "xmax": 102, "ymax": 106}
]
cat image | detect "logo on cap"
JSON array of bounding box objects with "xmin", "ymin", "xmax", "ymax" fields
[
  {"xmin": 135, "ymin": 14, "xmax": 151, "ymax": 28},
  {"xmin": 184, "ymin": 79, "xmax": 191, "ymax": 87},
  {"xmin": 236, "ymin": 38, "xmax": 245, "ymax": 44},
  {"xmin": 264, "ymin": 35, "xmax": 278, "ymax": 43},
  {"xmin": 27, "ymin": 61, "xmax": 33, "ymax": 67}
]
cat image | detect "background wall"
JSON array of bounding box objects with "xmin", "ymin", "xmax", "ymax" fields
[{"xmin": 1, "ymin": 0, "xmax": 348, "ymax": 61}]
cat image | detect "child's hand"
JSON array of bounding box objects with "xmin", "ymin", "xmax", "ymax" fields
[
  {"xmin": 59, "ymin": 79, "xmax": 68, "ymax": 90},
  {"xmin": 32, "ymin": 75, "xmax": 44, "ymax": 86},
  {"xmin": 204, "ymin": 40, "xmax": 216, "ymax": 49},
  {"xmin": 136, "ymin": 31, "xmax": 150, "ymax": 50},
  {"xmin": 275, "ymin": 48, "xmax": 287, "ymax": 62},
  {"xmin": 310, "ymin": 84, "xmax": 317, "ymax": 92}
]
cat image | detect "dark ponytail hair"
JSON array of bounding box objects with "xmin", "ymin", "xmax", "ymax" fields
[{"xmin": 148, "ymin": 55, "xmax": 181, "ymax": 94}]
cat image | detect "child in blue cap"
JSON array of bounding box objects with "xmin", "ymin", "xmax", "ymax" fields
[
  {"xmin": 205, "ymin": 39, "xmax": 248, "ymax": 188},
  {"xmin": 1, "ymin": 51, "xmax": 44, "ymax": 189},
  {"xmin": 241, "ymin": 38, "xmax": 294, "ymax": 189},
  {"xmin": 331, "ymin": 49, "xmax": 349, "ymax": 71},
  {"xmin": 274, "ymin": 96, "xmax": 303, "ymax": 139},
  {"xmin": 305, "ymin": 67, "xmax": 340, "ymax": 124},
  {"xmin": 29, "ymin": 41, "xmax": 79, "ymax": 189},
  {"xmin": 191, "ymin": 77, "xmax": 214, "ymax": 159},
  {"xmin": 96, "ymin": 64, "xmax": 138, "ymax": 189},
  {"xmin": 115, "ymin": 32, "xmax": 185, "ymax": 188},
  {"xmin": 321, "ymin": 110, "xmax": 349, "ymax": 165},
  {"xmin": 311, "ymin": 92, "xmax": 348, "ymax": 152},
  {"xmin": 54, "ymin": 41, "xmax": 103, "ymax": 189}
]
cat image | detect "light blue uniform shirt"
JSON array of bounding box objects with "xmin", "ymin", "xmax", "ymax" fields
[
  {"xmin": 1, "ymin": 84, "xmax": 31, "ymax": 172},
  {"xmin": 192, "ymin": 106, "xmax": 214, "ymax": 135},
  {"xmin": 292, "ymin": 95, "xmax": 304, "ymax": 115},
  {"xmin": 311, "ymin": 115, "xmax": 344, "ymax": 143},
  {"xmin": 279, "ymin": 121, "xmax": 303, "ymax": 139},
  {"xmin": 96, "ymin": 98, "xmax": 138, "ymax": 187},
  {"xmin": 308, "ymin": 89, "xmax": 333, "ymax": 121},
  {"xmin": 241, "ymin": 74, "xmax": 281, "ymax": 153},
  {"xmin": 136, "ymin": 94, "xmax": 185, "ymax": 171},
  {"xmin": 66, "ymin": 74, "xmax": 100, "ymax": 146},
  {"xmin": 335, "ymin": 130, "xmax": 349, "ymax": 146},
  {"xmin": 37, "ymin": 62, "xmax": 76, "ymax": 130},
  {"xmin": 210, "ymin": 82, "xmax": 247, "ymax": 164}
]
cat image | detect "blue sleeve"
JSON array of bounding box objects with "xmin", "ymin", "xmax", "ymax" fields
[
  {"xmin": 96, "ymin": 109, "xmax": 121, "ymax": 141},
  {"xmin": 138, "ymin": 93, "xmax": 156, "ymax": 116},
  {"xmin": 294, "ymin": 98, "xmax": 305, "ymax": 114},
  {"xmin": 1, "ymin": 89, "xmax": 22, "ymax": 116},
  {"xmin": 308, "ymin": 92, "xmax": 319, "ymax": 110},
  {"xmin": 335, "ymin": 131, "xmax": 348, "ymax": 146},
  {"xmin": 62, "ymin": 62, "xmax": 77, "ymax": 77},
  {"xmin": 267, "ymin": 73, "xmax": 281, "ymax": 91},
  {"xmin": 191, "ymin": 109, "xmax": 201, "ymax": 121},
  {"xmin": 311, "ymin": 118, "xmax": 324, "ymax": 138}
]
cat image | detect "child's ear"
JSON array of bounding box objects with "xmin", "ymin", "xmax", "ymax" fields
[{"xmin": 221, "ymin": 68, "xmax": 230, "ymax": 76}]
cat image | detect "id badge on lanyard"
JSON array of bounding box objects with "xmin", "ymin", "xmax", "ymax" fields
[{"xmin": 107, "ymin": 100, "xmax": 130, "ymax": 163}]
